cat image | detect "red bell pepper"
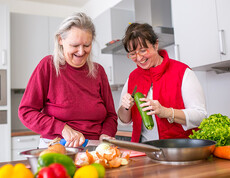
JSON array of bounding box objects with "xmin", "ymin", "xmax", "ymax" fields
[{"xmin": 38, "ymin": 163, "xmax": 70, "ymax": 178}]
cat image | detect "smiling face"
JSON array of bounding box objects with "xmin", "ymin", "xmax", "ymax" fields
[
  {"xmin": 58, "ymin": 27, "xmax": 93, "ymax": 68},
  {"xmin": 128, "ymin": 40, "xmax": 160, "ymax": 69}
]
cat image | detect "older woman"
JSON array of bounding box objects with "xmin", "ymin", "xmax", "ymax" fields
[
  {"xmin": 118, "ymin": 23, "xmax": 207, "ymax": 143},
  {"xmin": 18, "ymin": 12, "xmax": 117, "ymax": 148}
]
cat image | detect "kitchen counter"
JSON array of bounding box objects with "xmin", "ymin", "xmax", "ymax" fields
[
  {"xmin": 1, "ymin": 156, "xmax": 230, "ymax": 177},
  {"xmin": 105, "ymin": 156, "xmax": 230, "ymax": 177},
  {"xmin": 11, "ymin": 129, "xmax": 39, "ymax": 137}
]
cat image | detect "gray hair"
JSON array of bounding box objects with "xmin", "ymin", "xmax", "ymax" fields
[{"xmin": 53, "ymin": 12, "xmax": 97, "ymax": 77}]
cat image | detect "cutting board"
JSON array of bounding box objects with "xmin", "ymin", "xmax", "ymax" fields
[{"xmin": 119, "ymin": 148, "xmax": 146, "ymax": 158}]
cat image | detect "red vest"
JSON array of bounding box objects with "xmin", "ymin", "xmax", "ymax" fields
[{"xmin": 128, "ymin": 50, "xmax": 196, "ymax": 142}]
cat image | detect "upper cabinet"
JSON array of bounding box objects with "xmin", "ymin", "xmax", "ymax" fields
[
  {"xmin": 11, "ymin": 13, "xmax": 63, "ymax": 89},
  {"xmin": 171, "ymin": 0, "xmax": 230, "ymax": 70},
  {"xmin": 11, "ymin": 13, "xmax": 49, "ymax": 89},
  {"xmin": 93, "ymin": 8, "xmax": 136, "ymax": 85},
  {"xmin": 216, "ymin": 0, "xmax": 230, "ymax": 62},
  {"xmin": 0, "ymin": 5, "xmax": 9, "ymax": 69}
]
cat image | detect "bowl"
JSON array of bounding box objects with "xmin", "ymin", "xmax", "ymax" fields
[{"xmin": 20, "ymin": 147, "xmax": 81, "ymax": 174}]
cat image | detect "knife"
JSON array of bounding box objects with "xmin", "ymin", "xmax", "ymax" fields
[
  {"xmin": 60, "ymin": 139, "xmax": 100, "ymax": 147},
  {"xmin": 60, "ymin": 139, "xmax": 88, "ymax": 147},
  {"xmin": 131, "ymin": 85, "xmax": 137, "ymax": 98},
  {"xmin": 125, "ymin": 85, "xmax": 137, "ymax": 110}
]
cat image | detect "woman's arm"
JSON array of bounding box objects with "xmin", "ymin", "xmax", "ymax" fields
[
  {"xmin": 18, "ymin": 57, "xmax": 65, "ymax": 136},
  {"xmin": 181, "ymin": 68, "xmax": 207, "ymax": 129},
  {"xmin": 99, "ymin": 65, "xmax": 118, "ymax": 137},
  {"xmin": 141, "ymin": 68, "xmax": 207, "ymax": 128},
  {"xmin": 117, "ymin": 79, "xmax": 133, "ymax": 124}
]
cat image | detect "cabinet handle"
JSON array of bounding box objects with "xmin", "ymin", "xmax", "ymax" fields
[
  {"xmin": 108, "ymin": 66, "xmax": 112, "ymax": 82},
  {"xmin": 219, "ymin": 30, "xmax": 226, "ymax": 55},
  {"xmin": 17, "ymin": 138, "xmax": 35, "ymax": 142},
  {"xmin": 174, "ymin": 44, "xmax": 180, "ymax": 61},
  {"xmin": 1, "ymin": 50, "xmax": 7, "ymax": 65}
]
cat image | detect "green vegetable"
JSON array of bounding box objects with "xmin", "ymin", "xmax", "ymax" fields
[
  {"xmin": 37, "ymin": 153, "xmax": 76, "ymax": 177},
  {"xmin": 134, "ymin": 92, "xmax": 154, "ymax": 130},
  {"xmin": 189, "ymin": 113, "xmax": 230, "ymax": 146}
]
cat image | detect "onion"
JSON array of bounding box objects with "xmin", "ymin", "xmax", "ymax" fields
[
  {"xmin": 48, "ymin": 143, "xmax": 66, "ymax": 154},
  {"xmin": 39, "ymin": 138, "xmax": 66, "ymax": 156}
]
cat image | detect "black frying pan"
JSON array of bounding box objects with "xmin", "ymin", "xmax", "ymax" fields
[{"xmin": 102, "ymin": 138, "xmax": 216, "ymax": 164}]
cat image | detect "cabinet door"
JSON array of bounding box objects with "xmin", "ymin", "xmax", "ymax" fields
[
  {"xmin": 11, "ymin": 13, "xmax": 49, "ymax": 89},
  {"xmin": 216, "ymin": 0, "xmax": 230, "ymax": 61},
  {"xmin": 0, "ymin": 5, "xmax": 11, "ymax": 162},
  {"xmin": 0, "ymin": 5, "xmax": 9, "ymax": 69},
  {"xmin": 93, "ymin": 9, "xmax": 113, "ymax": 83},
  {"xmin": 171, "ymin": 0, "xmax": 220, "ymax": 68},
  {"xmin": 11, "ymin": 135, "xmax": 40, "ymax": 161}
]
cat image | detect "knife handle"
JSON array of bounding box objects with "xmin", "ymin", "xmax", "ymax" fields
[
  {"xmin": 125, "ymin": 95, "xmax": 134, "ymax": 110},
  {"xmin": 60, "ymin": 138, "xmax": 88, "ymax": 147}
]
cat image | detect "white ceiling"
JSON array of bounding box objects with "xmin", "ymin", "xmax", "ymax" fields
[{"xmin": 20, "ymin": 0, "xmax": 91, "ymax": 7}]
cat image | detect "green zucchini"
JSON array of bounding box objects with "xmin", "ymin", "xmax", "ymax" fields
[{"xmin": 134, "ymin": 92, "xmax": 154, "ymax": 130}]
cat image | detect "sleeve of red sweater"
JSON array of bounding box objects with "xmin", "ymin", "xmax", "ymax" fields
[
  {"xmin": 98, "ymin": 65, "xmax": 118, "ymax": 137},
  {"xmin": 18, "ymin": 56, "xmax": 65, "ymax": 136}
]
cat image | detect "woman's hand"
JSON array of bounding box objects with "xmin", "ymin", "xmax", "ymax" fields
[
  {"xmin": 99, "ymin": 134, "xmax": 115, "ymax": 141},
  {"xmin": 121, "ymin": 93, "xmax": 135, "ymax": 110},
  {"xmin": 61, "ymin": 124, "xmax": 85, "ymax": 147},
  {"xmin": 139, "ymin": 98, "xmax": 170, "ymax": 118}
]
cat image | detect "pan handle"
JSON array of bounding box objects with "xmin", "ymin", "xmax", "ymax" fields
[{"xmin": 102, "ymin": 138, "xmax": 160, "ymax": 152}]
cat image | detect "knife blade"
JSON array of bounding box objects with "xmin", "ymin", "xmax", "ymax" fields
[
  {"xmin": 131, "ymin": 85, "xmax": 137, "ymax": 98},
  {"xmin": 125, "ymin": 85, "xmax": 137, "ymax": 110}
]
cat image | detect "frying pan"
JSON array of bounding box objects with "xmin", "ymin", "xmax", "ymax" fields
[{"xmin": 103, "ymin": 138, "xmax": 216, "ymax": 164}]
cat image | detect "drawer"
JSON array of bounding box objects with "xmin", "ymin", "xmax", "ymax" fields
[
  {"xmin": 12, "ymin": 148, "xmax": 28, "ymax": 161},
  {"xmin": 12, "ymin": 135, "xmax": 40, "ymax": 149}
]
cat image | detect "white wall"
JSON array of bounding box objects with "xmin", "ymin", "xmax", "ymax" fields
[
  {"xmin": 190, "ymin": 70, "xmax": 230, "ymax": 118},
  {"xmin": 205, "ymin": 72, "xmax": 230, "ymax": 117}
]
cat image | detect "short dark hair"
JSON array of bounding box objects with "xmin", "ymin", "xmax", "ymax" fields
[{"xmin": 122, "ymin": 23, "xmax": 158, "ymax": 52}]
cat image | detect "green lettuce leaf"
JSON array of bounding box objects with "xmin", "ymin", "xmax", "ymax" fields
[{"xmin": 189, "ymin": 113, "xmax": 230, "ymax": 146}]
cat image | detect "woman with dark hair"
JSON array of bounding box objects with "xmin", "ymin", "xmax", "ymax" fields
[
  {"xmin": 18, "ymin": 12, "xmax": 117, "ymax": 148},
  {"xmin": 118, "ymin": 23, "xmax": 207, "ymax": 143}
]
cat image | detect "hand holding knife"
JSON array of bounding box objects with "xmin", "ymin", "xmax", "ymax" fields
[{"xmin": 125, "ymin": 85, "xmax": 137, "ymax": 110}]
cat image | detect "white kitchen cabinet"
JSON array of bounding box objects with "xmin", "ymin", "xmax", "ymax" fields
[
  {"xmin": 0, "ymin": 5, "xmax": 11, "ymax": 162},
  {"xmin": 11, "ymin": 135, "xmax": 40, "ymax": 161},
  {"xmin": 11, "ymin": 13, "xmax": 49, "ymax": 89},
  {"xmin": 171, "ymin": 0, "xmax": 230, "ymax": 68},
  {"xmin": 10, "ymin": 13, "xmax": 63, "ymax": 89},
  {"xmin": 93, "ymin": 8, "xmax": 136, "ymax": 85},
  {"xmin": 215, "ymin": 0, "xmax": 230, "ymax": 62}
]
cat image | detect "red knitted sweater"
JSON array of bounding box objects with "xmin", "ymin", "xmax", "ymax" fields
[
  {"xmin": 128, "ymin": 50, "xmax": 195, "ymax": 142},
  {"xmin": 18, "ymin": 55, "xmax": 117, "ymax": 140}
]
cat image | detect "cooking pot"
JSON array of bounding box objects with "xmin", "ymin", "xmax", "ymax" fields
[
  {"xmin": 20, "ymin": 147, "xmax": 81, "ymax": 173},
  {"xmin": 103, "ymin": 138, "xmax": 216, "ymax": 164}
]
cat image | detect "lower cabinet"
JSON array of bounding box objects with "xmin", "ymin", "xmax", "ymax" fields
[{"xmin": 11, "ymin": 135, "xmax": 40, "ymax": 161}]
